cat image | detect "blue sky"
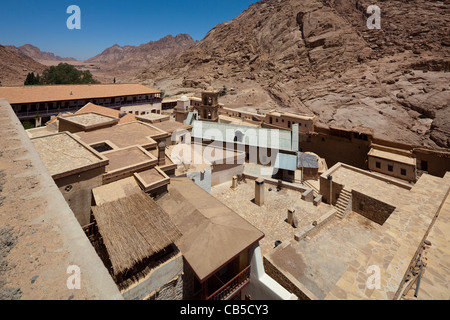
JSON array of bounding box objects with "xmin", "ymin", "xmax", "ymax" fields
[{"xmin": 0, "ymin": 0, "xmax": 258, "ymax": 61}]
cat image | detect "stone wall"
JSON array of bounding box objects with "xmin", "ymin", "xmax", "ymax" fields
[
  {"xmin": 352, "ymin": 190, "xmax": 396, "ymax": 225},
  {"xmin": 55, "ymin": 166, "xmax": 105, "ymax": 227},
  {"xmin": 122, "ymin": 251, "xmax": 184, "ymax": 300},
  {"xmin": 147, "ymin": 275, "xmax": 183, "ymax": 300},
  {"xmin": 319, "ymin": 175, "xmax": 344, "ymax": 205},
  {"xmin": 299, "ymin": 131, "xmax": 371, "ymax": 170},
  {"xmin": 211, "ymin": 163, "xmax": 244, "ymax": 187},
  {"xmin": 263, "ymin": 254, "xmax": 317, "ymax": 300}
]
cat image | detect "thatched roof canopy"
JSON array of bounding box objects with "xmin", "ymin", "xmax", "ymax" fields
[{"xmin": 92, "ymin": 192, "xmax": 182, "ymax": 276}]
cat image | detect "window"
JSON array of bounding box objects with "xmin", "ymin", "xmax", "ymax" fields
[
  {"xmin": 421, "ymin": 160, "xmax": 428, "ymax": 171},
  {"xmin": 359, "ymin": 203, "xmax": 364, "ymax": 211},
  {"xmin": 388, "ymin": 165, "xmax": 393, "ymax": 172},
  {"xmin": 276, "ymin": 118, "xmax": 278, "ymax": 123},
  {"xmin": 401, "ymin": 168, "xmax": 407, "ymax": 176},
  {"xmin": 376, "ymin": 162, "xmax": 381, "ymax": 169}
]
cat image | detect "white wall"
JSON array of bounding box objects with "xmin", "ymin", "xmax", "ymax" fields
[
  {"xmin": 242, "ymin": 243, "xmax": 297, "ymax": 300},
  {"xmin": 187, "ymin": 167, "xmax": 212, "ymax": 193},
  {"xmin": 121, "ymin": 102, "xmax": 162, "ymax": 115}
]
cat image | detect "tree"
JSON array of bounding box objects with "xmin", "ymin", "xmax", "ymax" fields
[
  {"xmin": 219, "ymin": 86, "xmax": 227, "ymax": 97},
  {"xmin": 24, "ymin": 72, "xmax": 41, "ymax": 85},
  {"xmin": 40, "ymin": 63, "xmax": 100, "ymax": 85}
]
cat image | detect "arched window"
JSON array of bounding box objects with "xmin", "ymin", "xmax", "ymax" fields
[{"xmin": 234, "ymin": 130, "xmax": 244, "ymax": 143}]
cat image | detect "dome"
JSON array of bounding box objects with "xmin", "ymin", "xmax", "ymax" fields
[
  {"xmin": 206, "ymin": 86, "xmax": 215, "ymax": 92},
  {"xmin": 179, "ymin": 95, "xmax": 189, "ymax": 102}
]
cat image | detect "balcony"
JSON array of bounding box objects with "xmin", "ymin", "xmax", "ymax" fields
[
  {"xmin": 207, "ymin": 265, "xmax": 251, "ymax": 300},
  {"xmin": 14, "ymin": 98, "xmax": 162, "ymax": 120}
]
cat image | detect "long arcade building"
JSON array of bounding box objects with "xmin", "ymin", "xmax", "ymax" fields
[{"xmin": 0, "ymin": 83, "xmax": 163, "ymax": 126}]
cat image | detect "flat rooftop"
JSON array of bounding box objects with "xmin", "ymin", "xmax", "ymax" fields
[
  {"xmin": 59, "ymin": 112, "xmax": 119, "ymax": 130},
  {"xmin": 137, "ymin": 168, "xmax": 167, "ymax": 185},
  {"xmin": 325, "ymin": 164, "xmax": 412, "ymax": 206},
  {"xmin": 268, "ymin": 212, "xmax": 380, "ymax": 299},
  {"xmin": 326, "ymin": 173, "xmax": 450, "ymax": 300},
  {"xmin": 166, "ymin": 143, "xmax": 245, "ymax": 176},
  {"xmin": 368, "ymin": 148, "xmax": 416, "ymax": 166},
  {"xmin": 211, "ymin": 180, "xmax": 332, "ymax": 256},
  {"xmin": 26, "ymin": 123, "xmax": 58, "ymax": 139},
  {"xmin": 75, "ymin": 121, "xmax": 166, "ymax": 149},
  {"xmin": 136, "ymin": 113, "xmax": 170, "ymax": 123},
  {"xmin": 31, "ymin": 132, "xmax": 108, "ymax": 179},
  {"xmin": 218, "ymin": 115, "xmax": 261, "ymax": 127},
  {"xmin": 405, "ymin": 191, "xmax": 450, "ymax": 300},
  {"xmin": 260, "ymin": 162, "xmax": 450, "ymax": 300},
  {"xmin": 150, "ymin": 120, "xmax": 192, "ymax": 134},
  {"xmin": 134, "ymin": 167, "xmax": 170, "ymax": 193},
  {"xmin": 75, "ymin": 103, "xmax": 137, "ymax": 125},
  {"xmin": 0, "ymin": 84, "xmax": 161, "ymax": 104},
  {"xmin": 267, "ymin": 110, "xmax": 315, "ymax": 120},
  {"xmin": 92, "ymin": 176, "xmax": 141, "ymax": 206},
  {"xmin": 103, "ymin": 146, "xmax": 156, "ymax": 173}
]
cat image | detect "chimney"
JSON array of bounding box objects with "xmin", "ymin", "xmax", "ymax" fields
[
  {"xmin": 158, "ymin": 141, "xmax": 166, "ymax": 166},
  {"xmin": 291, "ymin": 123, "xmax": 299, "ymax": 152},
  {"xmin": 288, "ymin": 208, "xmax": 295, "ymax": 225},
  {"xmin": 232, "ymin": 176, "xmax": 238, "ymax": 189},
  {"xmin": 255, "ymin": 178, "xmax": 265, "ymax": 206}
]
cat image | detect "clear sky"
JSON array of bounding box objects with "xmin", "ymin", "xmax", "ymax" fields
[{"xmin": 0, "ymin": 0, "xmax": 259, "ymax": 61}]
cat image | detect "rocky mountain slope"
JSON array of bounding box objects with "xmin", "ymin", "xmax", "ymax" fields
[
  {"xmin": 5, "ymin": 44, "xmax": 77, "ymax": 62},
  {"xmin": 85, "ymin": 34, "xmax": 196, "ymax": 76},
  {"xmin": 0, "ymin": 45, "xmax": 46, "ymax": 86},
  {"xmin": 137, "ymin": 0, "xmax": 449, "ymax": 148}
]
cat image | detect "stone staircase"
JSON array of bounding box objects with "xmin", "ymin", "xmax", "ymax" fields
[
  {"xmin": 303, "ymin": 180, "xmax": 320, "ymax": 198},
  {"xmin": 335, "ymin": 189, "xmax": 352, "ymax": 219}
]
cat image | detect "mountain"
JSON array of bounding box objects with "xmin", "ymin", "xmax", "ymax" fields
[
  {"xmin": 136, "ymin": 0, "xmax": 450, "ymax": 148},
  {"xmin": 6, "ymin": 44, "xmax": 78, "ymax": 62},
  {"xmin": 0, "ymin": 45, "xmax": 46, "ymax": 86},
  {"xmin": 85, "ymin": 34, "xmax": 197, "ymax": 75}
]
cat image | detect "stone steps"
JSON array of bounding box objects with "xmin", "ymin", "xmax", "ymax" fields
[{"xmin": 335, "ymin": 189, "xmax": 352, "ymax": 219}]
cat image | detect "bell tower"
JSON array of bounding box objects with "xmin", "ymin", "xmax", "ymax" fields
[{"xmin": 196, "ymin": 87, "xmax": 220, "ymax": 121}]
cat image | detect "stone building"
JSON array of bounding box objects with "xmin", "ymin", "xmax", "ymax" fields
[
  {"xmin": 31, "ymin": 132, "xmax": 109, "ymax": 227},
  {"xmin": 368, "ymin": 145, "xmax": 417, "ymax": 182},
  {"xmin": 0, "ymin": 83, "xmax": 162, "ymax": 127}
]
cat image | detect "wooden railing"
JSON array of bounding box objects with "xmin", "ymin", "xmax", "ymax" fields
[
  {"xmin": 82, "ymin": 222, "xmax": 98, "ymax": 241},
  {"xmin": 207, "ymin": 265, "xmax": 251, "ymax": 300}
]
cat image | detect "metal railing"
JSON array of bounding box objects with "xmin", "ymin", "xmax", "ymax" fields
[{"xmin": 207, "ymin": 265, "xmax": 251, "ymax": 300}]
